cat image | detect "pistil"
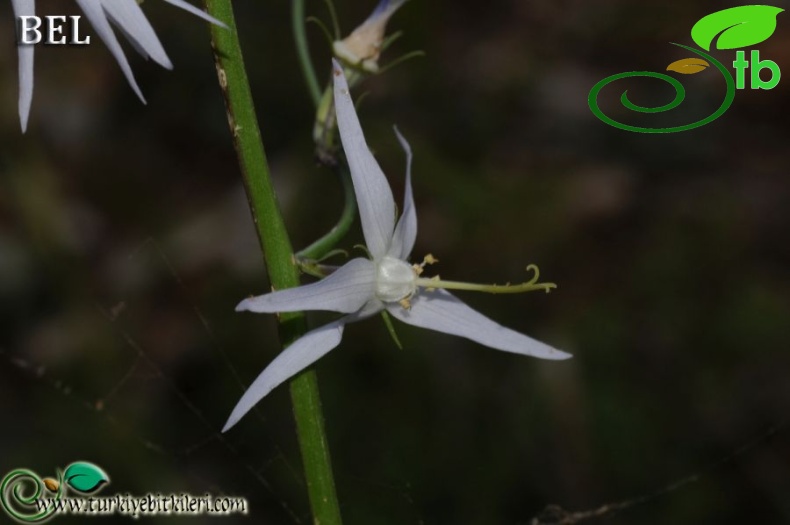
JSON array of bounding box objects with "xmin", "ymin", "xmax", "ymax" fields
[{"xmin": 414, "ymin": 264, "xmax": 556, "ymax": 295}]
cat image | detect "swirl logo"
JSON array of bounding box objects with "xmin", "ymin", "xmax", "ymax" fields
[
  {"xmin": 1, "ymin": 462, "xmax": 109, "ymax": 523},
  {"xmin": 589, "ymin": 5, "xmax": 784, "ymax": 133}
]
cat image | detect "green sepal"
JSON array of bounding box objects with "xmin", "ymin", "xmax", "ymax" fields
[{"xmin": 380, "ymin": 310, "xmax": 403, "ymax": 350}]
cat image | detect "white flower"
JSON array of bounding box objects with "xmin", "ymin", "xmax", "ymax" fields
[
  {"xmin": 333, "ymin": 0, "xmax": 405, "ymax": 72},
  {"xmin": 223, "ymin": 60, "xmax": 572, "ymax": 432},
  {"xmin": 10, "ymin": 0, "xmax": 225, "ymax": 132}
]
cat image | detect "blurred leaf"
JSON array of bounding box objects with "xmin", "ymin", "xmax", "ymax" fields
[
  {"xmin": 666, "ymin": 57, "xmax": 710, "ymax": 74},
  {"xmin": 63, "ymin": 462, "xmax": 109, "ymax": 493},
  {"xmin": 43, "ymin": 478, "xmax": 60, "ymax": 492},
  {"xmin": 691, "ymin": 6, "xmax": 784, "ymax": 51}
]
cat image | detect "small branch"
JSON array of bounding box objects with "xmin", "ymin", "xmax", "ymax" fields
[
  {"xmin": 293, "ymin": 0, "xmax": 322, "ymax": 108},
  {"xmin": 297, "ymin": 162, "xmax": 357, "ymax": 260}
]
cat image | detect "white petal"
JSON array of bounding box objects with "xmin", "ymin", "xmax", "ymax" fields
[
  {"xmin": 366, "ymin": 0, "xmax": 407, "ymax": 23},
  {"xmin": 223, "ymin": 318, "xmax": 347, "ymax": 431},
  {"xmin": 387, "ymin": 289, "xmax": 572, "ymax": 360},
  {"xmin": 110, "ymin": 21, "xmax": 152, "ymax": 62},
  {"xmin": 162, "ymin": 0, "xmax": 228, "ymax": 28},
  {"xmin": 12, "ymin": 0, "xmax": 35, "ymax": 132},
  {"xmin": 357, "ymin": 0, "xmax": 406, "ymax": 34},
  {"xmin": 387, "ymin": 126, "xmax": 417, "ymax": 260},
  {"xmin": 100, "ymin": 0, "xmax": 172, "ymax": 69},
  {"xmin": 224, "ymin": 301, "xmax": 384, "ymax": 431},
  {"xmin": 236, "ymin": 258, "xmax": 376, "ymax": 314},
  {"xmin": 75, "ymin": 0, "xmax": 146, "ymax": 102},
  {"xmin": 332, "ymin": 60, "xmax": 396, "ymax": 259}
]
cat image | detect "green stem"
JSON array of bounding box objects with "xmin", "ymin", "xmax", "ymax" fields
[
  {"xmin": 297, "ymin": 163, "xmax": 357, "ymax": 259},
  {"xmin": 292, "ymin": 0, "xmax": 322, "ymax": 108},
  {"xmin": 292, "ymin": 0, "xmax": 358, "ymax": 263},
  {"xmin": 203, "ymin": 2, "xmax": 343, "ymax": 524}
]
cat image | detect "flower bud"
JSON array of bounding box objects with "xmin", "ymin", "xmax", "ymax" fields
[{"xmin": 333, "ymin": 0, "xmax": 406, "ymax": 73}]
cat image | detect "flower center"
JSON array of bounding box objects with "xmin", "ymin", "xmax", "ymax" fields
[{"xmin": 375, "ymin": 256, "xmax": 417, "ymax": 303}]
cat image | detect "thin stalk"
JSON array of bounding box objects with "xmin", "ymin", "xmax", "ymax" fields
[
  {"xmin": 293, "ymin": 0, "xmax": 358, "ymax": 264},
  {"xmin": 292, "ymin": 0, "xmax": 322, "ymax": 107},
  {"xmin": 203, "ymin": 2, "xmax": 343, "ymax": 524},
  {"xmin": 296, "ymin": 163, "xmax": 356, "ymax": 259}
]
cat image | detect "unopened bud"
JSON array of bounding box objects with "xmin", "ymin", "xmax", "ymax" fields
[{"xmin": 333, "ymin": 0, "xmax": 405, "ymax": 73}]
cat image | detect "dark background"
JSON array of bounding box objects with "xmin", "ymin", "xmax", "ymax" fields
[{"xmin": 1, "ymin": 1, "xmax": 789, "ymax": 523}]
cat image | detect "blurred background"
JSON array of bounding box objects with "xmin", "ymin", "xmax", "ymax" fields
[{"xmin": 1, "ymin": 0, "xmax": 789, "ymax": 523}]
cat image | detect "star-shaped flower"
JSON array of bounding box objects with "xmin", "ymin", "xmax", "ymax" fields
[
  {"xmin": 224, "ymin": 60, "xmax": 571, "ymax": 431},
  {"xmin": 10, "ymin": 0, "xmax": 225, "ymax": 132}
]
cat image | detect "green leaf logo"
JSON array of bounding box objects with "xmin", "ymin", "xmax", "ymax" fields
[
  {"xmin": 63, "ymin": 462, "xmax": 109, "ymax": 494},
  {"xmin": 691, "ymin": 5, "xmax": 784, "ymax": 51}
]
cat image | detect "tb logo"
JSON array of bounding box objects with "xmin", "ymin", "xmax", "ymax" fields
[
  {"xmin": 733, "ymin": 50, "xmax": 780, "ymax": 90},
  {"xmin": 589, "ymin": 5, "xmax": 784, "ymax": 133}
]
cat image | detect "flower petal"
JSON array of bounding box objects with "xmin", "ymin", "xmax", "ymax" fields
[
  {"xmin": 75, "ymin": 0, "xmax": 146, "ymax": 102},
  {"xmin": 387, "ymin": 289, "xmax": 571, "ymax": 360},
  {"xmin": 100, "ymin": 0, "xmax": 172, "ymax": 69},
  {"xmin": 224, "ymin": 300, "xmax": 384, "ymax": 431},
  {"xmin": 223, "ymin": 318, "xmax": 348, "ymax": 431},
  {"xmin": 11, "ymin": 0, "xmax": 35, "ymax": 132},
  {"xmin": 388, "ymin": 126, "xmax": 417, "ymax": 260},
  {"xmin": 368, "ymin": 0, "xmax": 407, "ymax": 22},
  {"xmin": 236, "ymin": 258, "xmax": 376, "ymax": 314},
  {"xmin": 162, "ymin": 0, "xmax": 228, "ymax": 28},
  {"xmin": 333, "ymin": 60, "xmax": 396, "ymax": 259}
]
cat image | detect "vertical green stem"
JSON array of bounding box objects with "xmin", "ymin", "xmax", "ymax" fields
[
  {"xmin": 203, "ymin": 2, "xmax": 343, "ymax": 524},
  {"xmin": 292, "ymin": 0, "xmax": 322, "ymax": 108}
]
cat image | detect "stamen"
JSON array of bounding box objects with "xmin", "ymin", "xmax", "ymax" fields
[
  {"xmin": 412, "ymin": 253, "xmax": 438, "ymax": 276},
  {"xmin": 414, "ymin": 264, "xmax": 556, "ymax": 294}
]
